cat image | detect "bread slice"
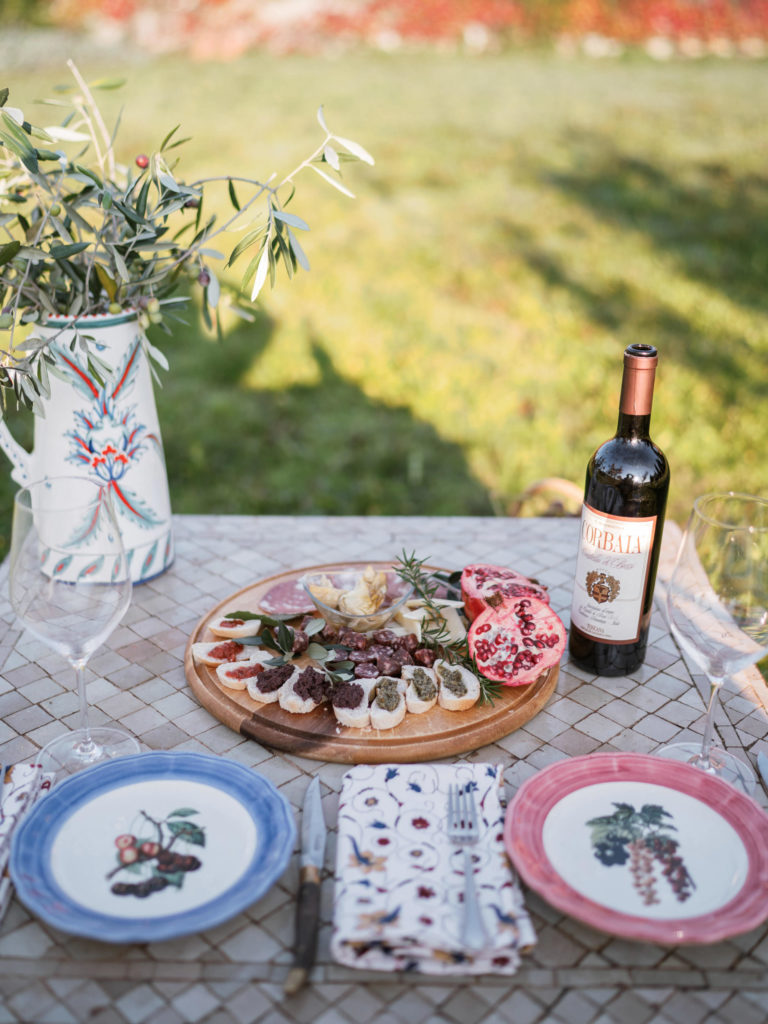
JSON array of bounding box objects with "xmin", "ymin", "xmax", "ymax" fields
[
  {"xmin": 402, "ymin": 664, "xmax": 438, "ymax": 714},
  {"xmin": 331, "ymin": 676, "xmax": 378, "ymax": 728},
  {"xmin": 245, "ymin": 663, "xmax": 297, "ymax": 703},
  {"xmin": 215, "ymin": 658, "xmax": 267, "ymax": 691},
  {"xmin": 191, "ymin": 640, "xmax": 253, "ymax": 667},
  {"xmin": 279, "ymin": 666, "xmax": 331, "ymax": 714},
  {"xmin": 435, "ymin": 659, "xmax": 480, "ymax": 711},
  {"xmin": 369, "ymin": 676, "xmax": 407, "ymax": 730},
  {"xmin": 207, "ymin": 615, "xmax": 261, "ymax": 639}
]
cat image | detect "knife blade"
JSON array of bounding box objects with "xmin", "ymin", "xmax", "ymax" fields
[{"xmin": 283, "ymin": 776, "xmax": 326, "ymax": 995}]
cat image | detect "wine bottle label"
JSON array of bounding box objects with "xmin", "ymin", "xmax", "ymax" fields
[{"xmin": 570, "ymin": 503, "xmax": 657, "ymax": 644}]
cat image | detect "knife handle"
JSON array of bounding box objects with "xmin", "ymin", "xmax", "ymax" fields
[{"xmin": 283, "ymin": 864, "xmax": 321, "ymax": 995}]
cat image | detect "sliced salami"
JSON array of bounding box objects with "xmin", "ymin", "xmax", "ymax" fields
[{"xmin": 259, "ymin": 578, "xmax": 315, "ymax": 616}]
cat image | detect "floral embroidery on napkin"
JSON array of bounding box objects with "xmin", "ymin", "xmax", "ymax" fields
[
  {"xmin": 331, "ymin": 762, "xmax": 536, "ymax": 975},
  {"xmin": 0, "ymin": 763, "xmax": 54, "ymax": 919}
]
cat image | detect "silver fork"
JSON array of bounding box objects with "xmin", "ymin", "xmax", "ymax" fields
[{"xmin": 446, "ymin": 784, "xmax": 490, "ymax": 951}]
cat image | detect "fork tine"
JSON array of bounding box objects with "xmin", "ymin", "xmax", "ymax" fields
[
  {"xmin": 460, "ymin": 786, "xmax": 470, "ymax": 832},
  {"xmin": 459, "ymin": 785, "xmax": 467, "ymax": 829},
  {"xmin": 465, "ymin": 787, "xmax": 478, "ymax": 832}
]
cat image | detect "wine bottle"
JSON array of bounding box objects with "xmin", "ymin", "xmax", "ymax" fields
[{"xmin": 569, "ymin": 343, "xmax": 670, "ymax": 677}]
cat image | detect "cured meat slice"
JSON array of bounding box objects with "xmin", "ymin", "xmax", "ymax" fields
[
  {"xmin": 461, "ymin": 563, "xmax": 550, "ymax": 621},
  {"xmin": 468, "ymin": 595, "xmax": 566, "ymax": 686},
  {"xmin": 259, "ymin": 578, "xmax": 316, "ymax": 616}
]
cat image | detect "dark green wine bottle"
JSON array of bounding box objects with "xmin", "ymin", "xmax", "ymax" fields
[{"xmin": 569, "ymin": 344, "xmax": 670, "ymax": 677}]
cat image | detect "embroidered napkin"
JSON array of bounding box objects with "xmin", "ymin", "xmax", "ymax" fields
[
  {"xmin": 0, "ymin": 764, "xmax": 54, "ymax": 920},
  {"xmin": 331, "ymin": 762, "xmax": 536, "ymax": 975}
]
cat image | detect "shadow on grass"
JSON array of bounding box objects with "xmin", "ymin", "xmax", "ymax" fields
[
  {"xmin": 517, "ymin": 244, "xmax": 766, "ymax": 407},
  {"xmin": 155, "ymin": 313, "xmax": 494, "ymax": 518},
  {"xmin": 0, "ymin": 309, "xmax": 493, "ymax": 559},
  {"xmin": 545, "ymin": 130, "xmax": 768, "ymax": 318}
]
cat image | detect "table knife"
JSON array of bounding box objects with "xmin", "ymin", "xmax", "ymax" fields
[{"xmin": 283, "ymin": 776, "xmax": 326, "ymax": 995}]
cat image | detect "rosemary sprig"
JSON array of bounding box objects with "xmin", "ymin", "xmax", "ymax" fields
[{"xmin": 394, "ymin": 550, "xmax": 501, "ymax": 705}]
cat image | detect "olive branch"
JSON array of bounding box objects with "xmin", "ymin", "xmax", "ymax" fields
[{"xmin": 0, "ymin": 62, "xmax": 374, "ymax": 409}]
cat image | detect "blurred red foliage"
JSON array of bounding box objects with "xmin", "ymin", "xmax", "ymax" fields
[{"xmin": 48, "ymin": 0, "xmax": 768, "ymax": 57}]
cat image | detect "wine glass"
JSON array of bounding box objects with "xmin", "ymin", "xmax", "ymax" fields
[
  {"xmin": 657, "ymin": 492, "xmax": 768, "ymax": 793},
  {"xmin": 8, "ymin": 476, "xmax": 140, "ymax": 777}
]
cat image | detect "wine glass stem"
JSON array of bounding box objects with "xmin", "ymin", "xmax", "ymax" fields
[
  {"xmin": 73, "ymin": 659, "xmax": 96, "ymax": 756},
  {"xmin": 699, "ymin": 677, "xmax": 724, "ymax": 770}
]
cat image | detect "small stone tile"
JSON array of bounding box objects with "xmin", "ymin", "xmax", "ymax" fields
[
  {"xmin": 99, "ymin": 692, "xmax": 145, "ymax": 718},
  {"xmin": 632, "ymin": 716, "xmax": 680, "ymax": 742},
  {"xmin": 141, "ymin": 722, "xmax": 190, "ymax": 750},
  {"xmin": 576, "ymin": 713, "xmax": 622, "ymax": 742},
  {"xmin": 488, "ymin": 990, "xmax": 545, "ymax": 1024},
  {"xmin": 120, "ymin": 706, "xmax": 168, "ymax": 734},
  {"xmin": 132, "ymin": 678, "xmax": 177, "ymax": 705},
  {"xmin": 154, "ymin": 692, "xmax": 199, "ymax": 718},
  {"xmin": 0, "ymin": 692, "xmax": 32, "ymax": 716},
  {"xmin": 569, "ymin": 684, "xmax": 612, "ymax": 712},
  {"xmin": 7, "ymin": 988, "xmax": 58, "ymax": 1023},
  {"xmin": 529, "ymin": 926, "xmax": 585, "ymax": 968},
  {"xmin": 659, "ymin": 991, "xmax": 711, "ymax": 1024},
  {"xmin": 549, "ymin": 991, "xmax": 599, "ymax": 1024},
  {"xmin": 551, "ymin": 729, "xmax": 602, "ymax": 756},
  {"xmin": 18, "ymin": 677, "xmax": 63, "ymax": 703},
  {"xmin": 170, "ymin": 984, "xmax": 220, "ymax": 1023},
  {"xmin": 622, "ymin": 687, "xmax": 668, "ymax": 713},
  {"xmin": 523, "ymin": 712, "xmax": 569, "ymax": 743},
  {"xmin": 547, "ymin": 696, "xmax": 592, "ymax": 725},
  {"xmin": 439, "ymin": 989, "xmax": 493, "ymax": 1024},
  {"xmin": 602, "ymin": 991, "xmax": 657, "ymax": 1024},
  {"xmin": 219, "ymin": 925, "xmax": 282, "ymax": 963},
  {"xmin": 109, "ymin": 663, "xmax": 155, "ymax": 690},
  {"xmin": 599, "ymin": 699, "xmax": 646, "ymax": 728},
  {"xmin": 0, "ymin": 921, "xmax": 55, "ymax": 957},
  {"xmin": 645, "ymin": 673, "xmax": 693, "ymax": 700},
  {"xmin": 114, "ymin": 985, "xmax": 166, "ymax": 1024}
]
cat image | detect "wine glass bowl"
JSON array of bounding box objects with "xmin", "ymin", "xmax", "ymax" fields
[
  {"xmin": 658, "ymin": 492, "xmax": 768, "ymax": 792},
  {"xmin": 8, "ymin": 477, "xmax": 139, "ymax": 777}
]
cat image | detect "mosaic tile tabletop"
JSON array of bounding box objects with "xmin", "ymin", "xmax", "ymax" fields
[{"xmin": 1, "ymin": 514, "xmax": 768, "ymax": 1024}]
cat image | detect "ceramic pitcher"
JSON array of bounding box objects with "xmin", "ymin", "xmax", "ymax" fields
[{"xmin": 0, "ymin": 311, "xmax": 174, "ymax": 582}]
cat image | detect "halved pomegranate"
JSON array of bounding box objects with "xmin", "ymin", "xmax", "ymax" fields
[
  {"xmin": 461, "ymin": 563, "xmax": 550, "ymax": 621},
  {"xmin": 468, "ymin": 594, "xmax": 565, "ymax": 686}
]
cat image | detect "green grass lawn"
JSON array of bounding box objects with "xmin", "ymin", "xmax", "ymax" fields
[{"xmin": 1, "ymin": 49, "xmax": 767, "ymax": 559}]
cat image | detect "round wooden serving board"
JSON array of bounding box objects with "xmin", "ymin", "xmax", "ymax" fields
[{"xmin": 184, "ymin": 562, "xmax": 560, "ymax": 764}]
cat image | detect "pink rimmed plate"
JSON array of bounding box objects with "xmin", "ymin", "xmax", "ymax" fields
[{"xmin": 505, "ymin": 752, "xmax": 768, "ymax": 945}]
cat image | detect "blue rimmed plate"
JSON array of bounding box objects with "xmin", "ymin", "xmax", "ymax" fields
[{"xmin": 9, "ymin": 751, "xmax": 296, "ymax": 943}]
